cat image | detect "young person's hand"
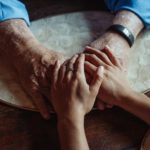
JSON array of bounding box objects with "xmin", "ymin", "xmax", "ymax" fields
[
  {"xmin": 85, "ymin": 46, "xmax": 150, "ymax": 125},
  {"xmin": 50, "ymin": 54, "xmax": 104, "ymax": 119},
  {"xmin": 85, "ymin": 46, "xmax": 132, "ymax": 107}
]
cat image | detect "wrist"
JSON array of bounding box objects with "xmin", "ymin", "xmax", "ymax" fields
[
  {"xmin": 117, "ymin": 89, "xmax": 137, "ymax": 107},
  {"xmin": 90, "ymin": 29, "xmax": 131, "ymax": 69},
  {"xmin": 90, "ymin": 10, "xmax": 143, "ymax": 64},
  {"xmin": 57, "ymin": 108, "xmax": 85, "ymax": 123},
  {"xmin": 107, "ymin": 24, "xmax": 134, "ymax": 47},
  {"xmin": 58, "ymin": 114, "xmax": 84, "ymax": 130},
  {"xmin": 91, "ymin": 30, "xmax": 129, "ymax": 56},
  {"xmin": 57, "ymin": 113, "xmax": 86, "ymax": 150}
]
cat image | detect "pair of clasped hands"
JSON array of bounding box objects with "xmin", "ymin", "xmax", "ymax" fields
[{"xmin": 50, "ymin": 46, "xmax": 130, "ymax": 121}]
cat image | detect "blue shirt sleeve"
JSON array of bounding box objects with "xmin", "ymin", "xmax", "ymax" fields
[
  {"xmin": 105, "ymin": 0, "xmax": 150, "ymax": 28},
  {"xmin": 0, "ymin": 0, "xmax": 30, "ymax": 26}
]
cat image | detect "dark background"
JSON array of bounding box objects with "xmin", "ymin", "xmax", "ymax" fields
[{"xmin": 23, "ymin": 0, "xmax": 107, "ymax": 21}]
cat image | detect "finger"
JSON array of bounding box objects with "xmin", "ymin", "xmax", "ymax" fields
[
  {"xmin": 84, "ymin": 61, "xmax": 97, "ymax": 77},
  {"xmin": 85, "ymin": 53, "xmax": 109, "ymax": 68},
  {"xmin": 52, "ymin": 61, "xmax": 60, "ymax": 86},
  {"xmin": 59, "ymin": 64, "xmax": 67, "ymax": 83},
  {"xmin": 102, "ymin": 46, "xmax": 122, "ymax": 68},
  {"xmin": 96, "ymin": 100, "xmax": 106, "ymax": 111},
  {"xmin": 31, "ymin": 91, "xmax": 50, "ymax": 120},
  {"xmin": 66, "ymin": 54, "xmax": 78, "ymax": 80},
  {"xmin": 90, "ymin": 66, "xmax": 104, "ymax": 94},
  {"xmin": 85, "ymin": 46, "xmax": 113, "ymax": 66},
  {"xmin": 75, "ymin": 54, "xmax": 85, "ymax": 79}
]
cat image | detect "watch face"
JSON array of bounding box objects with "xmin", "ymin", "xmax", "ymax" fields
[{"xmin": 141, "ymin": 129, "xmax": 150, "ymax": 150}]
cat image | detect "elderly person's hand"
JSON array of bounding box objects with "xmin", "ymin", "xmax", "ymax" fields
[
  {"xmin": 15, "ymin": 44, "xmax": 64, "ymax": 119},
  {"xmin": 0, "ymin": 19, "xmax": 65, "ymax": 119}
]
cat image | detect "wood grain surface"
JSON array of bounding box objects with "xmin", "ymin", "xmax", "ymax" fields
[{"xmin": 0, "ymin": 92, "xmax": 149, "ymax": 150}]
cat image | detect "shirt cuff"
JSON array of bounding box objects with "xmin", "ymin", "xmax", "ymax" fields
[
  {"xmin": 104, "ymin": 0, "xmax": 150, "ymax": 28},
  {"xmin": 114, "ymin": 6, "xmax": 150, "ymax": 29},
  {"xmin": 0, "ymin": 0, "xmax": 30, "ymax": 26}
]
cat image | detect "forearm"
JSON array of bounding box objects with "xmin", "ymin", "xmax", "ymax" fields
[
  {"xmin": 118, "ymin": 91, "xmax": 150, "ymax": 125},
  {"xmin": 58, "ymin": 116, "xmax": 89, "ymax": 150},
  {"xmin": 113, "ymin": 10, "xmax": 144, "ymax": 38},
  {"xmin": 0, "ymin": 19, "xmax": 38, "ymax": 59},
  {"xmin": 90, "ymin": 10, "xmax": 144, "ymax": 66},
  {"xmin": 0, "ymin": 19, "xmax": 64, "ymax": 70}
]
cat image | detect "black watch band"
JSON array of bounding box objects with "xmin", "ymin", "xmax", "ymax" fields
[{"xmin": 107, "ymin": 24, "xmax": 135, "ymax": 47}]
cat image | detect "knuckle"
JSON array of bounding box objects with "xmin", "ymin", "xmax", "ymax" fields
[
  {"xmin": 101, "ymin": 53, "xmax": 108, "ymax": 59},
  {"xmin": 99, "ymin": 51, "xmax": 105, "ymax": 57}
]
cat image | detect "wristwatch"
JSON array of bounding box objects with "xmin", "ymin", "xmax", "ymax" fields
[{"xmin": 107, "ymin": 24, "xmax": 135, "ymax": 47}]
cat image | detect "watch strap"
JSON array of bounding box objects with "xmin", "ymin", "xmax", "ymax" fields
[{"xmin": 107, "ymin": 24, "xmax": 135, "ymax": 47}]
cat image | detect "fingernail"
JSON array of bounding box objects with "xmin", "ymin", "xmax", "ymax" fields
[
  {"xmin": 85, "ymin": 46, "xmax": 92, "ymax": 49},
  {"xmin": 98, "ymin": 66, "xmax": 104, "ymax": 78},
  {"xmin": 104, "ymin": 45, "xmax": 110, "ymax": 50}
]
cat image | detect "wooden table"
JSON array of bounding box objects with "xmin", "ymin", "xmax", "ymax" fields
[{"xmin": 0, "ymin": 92, "xmax": 149, "ymax": 150}]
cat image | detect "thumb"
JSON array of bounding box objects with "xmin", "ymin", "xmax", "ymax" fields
[{"xmin": 90, "ymin": 66, "xmax": 104, "ymax": 94}]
